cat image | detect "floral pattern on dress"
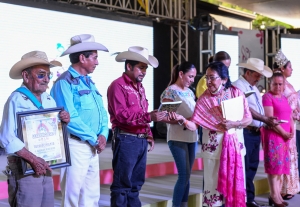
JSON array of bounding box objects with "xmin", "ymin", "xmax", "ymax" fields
[
  {"xmin": 160, "ymin": 86, "xmax": 195, "ymax": 101},
  {"xmin": 265, "ymin": 140, "xmax": 290, "ymax": 173},
  {"xmin": 202, "ymin": 131, "xmax": 219, "ymax": 153},
  {"xmin": 203, "ymin": 190, "xmax": 223, "ymax": 207}
]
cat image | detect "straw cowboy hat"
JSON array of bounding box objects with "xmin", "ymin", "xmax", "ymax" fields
[
  {"xmin": 237, "ymin": 58, "xmax": 272, "ymax": 78},
  {"xmin": 115, "ymin": 46, "xmax": 159, "ymax": 68},
  {"xmin": 9, "ymin": 51, "xmax": 62, "ymax": 80},
  {"xmin": 61, "ymin": 34, "xmax": 109, "ymax": 56}
]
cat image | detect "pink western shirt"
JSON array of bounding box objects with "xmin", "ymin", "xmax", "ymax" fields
[{"xmin": 107, "ymin": 73, "xmax": 152, "ymax": 137}]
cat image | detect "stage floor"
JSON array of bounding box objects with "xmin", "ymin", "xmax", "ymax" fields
[{"xmin": 1, "ymin": 139, "xmax": 300, "ymax": 207}]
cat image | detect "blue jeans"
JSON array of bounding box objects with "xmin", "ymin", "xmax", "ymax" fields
[
  {"xmin": 168, "ymin": 140, "xmax": 197, "ymax": 207},
  {"xmin": 296, "ymin": 130, "xmax": 300, "ymax": 177},
  {"xmin": 243, "ymin": 128, "xmax": 261, "ymax": 203},
  {"xmin": 110, "ymin": 134, "xmax": 148, "ymax": 207}
]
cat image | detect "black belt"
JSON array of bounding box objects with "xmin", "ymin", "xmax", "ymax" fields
[
  {"xmin": 245, "ymin": 126, "xmax": 261, "ymax": 132},
  {"xmin": 70, "ymin": 134, "xmax": 89, "ymax": 144},
  {"xmin": 119, "ymin": 130, "xmax": 147, "ymax": 138}
]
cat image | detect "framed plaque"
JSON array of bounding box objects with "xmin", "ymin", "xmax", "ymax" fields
[{"xmin": 17, "ymin": 107, "xmax": 71, "ymax": 175}]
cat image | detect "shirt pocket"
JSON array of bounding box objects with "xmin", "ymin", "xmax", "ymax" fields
[{"xmin": 78, "ymin": 90, "xmax": 95, "ymax": 110}]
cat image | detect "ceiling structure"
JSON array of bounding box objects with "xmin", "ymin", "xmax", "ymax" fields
[{"xmin": 220, "ymin": 0, "xmax": 300, "ymax": 28}]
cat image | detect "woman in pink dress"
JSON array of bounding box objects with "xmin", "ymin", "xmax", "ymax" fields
[
  {"xmin": 261, "ymin": 72, "xmax": 293, "ymax": 207},
  {"xmin": 274, "ymin": 49, "xmax": 300, "ymax": 199}
]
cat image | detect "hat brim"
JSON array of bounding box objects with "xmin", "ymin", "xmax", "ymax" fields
[
  {"xmin": 237, "ymin": 63, "xmax": 273, "ymax": 78},
  {"xmin": 61, "ymin": 42, "xmax": 109, "ymax": 56},
  {"xmin": 9, "ymin": 57, "xmax": 61, "ymax": 79},
  {"xmin": 115, "ymin": 51, "xmax": 159, "ymax": 68}
]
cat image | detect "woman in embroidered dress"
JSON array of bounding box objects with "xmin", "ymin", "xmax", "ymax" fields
[
  {"xmin": 160, "ymin": 62, "xmax": 198, "ymax": 207},
  {"xmin": 274, "ymin": 49, "xmax": 300, "ymax": 199},
  {"xmin": 261, "ymin": 72, "xmax": 293, "ymax": 207},
  {"xmin": 176, "ymin": 61, "xmax": 252, "ymax": 207}
]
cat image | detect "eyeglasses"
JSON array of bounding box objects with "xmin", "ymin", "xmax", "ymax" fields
[
  {"xmin": 205, "ymin": 76, "xmax": 220, "ymax": 81},
  {"xmin": 36, "ymin": 72, "xmax": 53, "ymax": 80}
]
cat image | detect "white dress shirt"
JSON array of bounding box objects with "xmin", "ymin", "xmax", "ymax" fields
[
  {"xmin": 0, "ymin": 85, "xmax": 56, "ymax": 154},
  {"xmin": 232, "ymin": 76, "xmax": 264, "ymax": 127}
]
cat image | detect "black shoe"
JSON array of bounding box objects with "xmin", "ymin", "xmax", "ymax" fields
[{"xmin": 246, "ymin": 200, "xmax": 262, "ymax": 207}]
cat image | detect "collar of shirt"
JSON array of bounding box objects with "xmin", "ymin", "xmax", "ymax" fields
[
  {"xmin": 122, "ymin": 72, "xmax": 142, "ymax": 89},
  {"xmin": 69, "ymin": 66, "xmax": 93, "ymax": 85},
  {"xmin": 239, "ymin": 75, "xmax": 253, "ymax": 88}
]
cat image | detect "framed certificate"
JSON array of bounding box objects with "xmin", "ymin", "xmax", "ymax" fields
[{"xmin": 17, "ymin": 107, "xmax": 71, "ymax": 175}]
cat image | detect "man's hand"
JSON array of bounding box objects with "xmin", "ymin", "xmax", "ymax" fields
[
  {"xmin": 147, "ymin": 136, "xmax": 155, "ymax": 152},
  {"xmin": 16, "ymin": 148, "xmax": 51, "ymax": 176},
  {"xmin": 30, "ymin": 157, "xmax": 52, "ymax": 175},
  {"xmin": 150, "ymin": 110, "xmax": 167, "ymax": 122},
  {"xmin": 95, "ymin": 135, "xmax": 107, "ymax": 154},
  {"xmin": 264, "ymin": 116, "xmax": 279, "ymax": 127},
  {"xmin": 59, "ymin": 110, "xmax": 70, "ymax": 124}
]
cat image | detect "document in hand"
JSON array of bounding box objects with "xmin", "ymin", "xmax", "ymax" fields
[
  {"xmin": 221, "ymin": 95, "xmax": 244, "ymax": 134},
  {"xmin": 158, "ymin": 101, "xmax": 182, "ymax": 113}
]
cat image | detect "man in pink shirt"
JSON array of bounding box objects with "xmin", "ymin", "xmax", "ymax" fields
[{"xmin": 107, "ymin": 46, "xmax": 166, "ymax": 207}]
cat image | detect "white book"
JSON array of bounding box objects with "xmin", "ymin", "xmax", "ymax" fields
[
  {"xmin": 158, "ymin": 101, "xmax": 182, "ymax": 113},
  {"xmin": 221, "ymin": 96, "xmax": 244, "ymax": 134}
]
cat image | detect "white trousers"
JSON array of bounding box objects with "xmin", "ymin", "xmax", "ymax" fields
[{"xmin": 60, "ymin": 138, "xmax": 100, "ymax": 207}]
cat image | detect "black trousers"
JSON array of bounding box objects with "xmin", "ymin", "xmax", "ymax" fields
[{"xmin": 243, "ymin": 128, "xmax": 261, "ymax": 203}]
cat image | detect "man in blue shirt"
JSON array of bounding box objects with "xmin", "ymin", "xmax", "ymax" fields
[
  {"xmin": 0, "ymin": 50, "xmax": 70, "ymax": 207},
  {"xmin": 51, "ymin": 34, "xmax": 109, "ymax": 207}
]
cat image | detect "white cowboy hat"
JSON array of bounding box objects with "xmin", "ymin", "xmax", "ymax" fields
[
  {"xmin": 61, "ymin": 34, "xmax": 109, "ymax": 56},
  {"xmin": 9, "ymin": 51, "xmax": 62, "ymax": 80},
  {"xmin": 237, "ymin": 58, "xmax": 272, "ymax": 78},
  {"xmin": 115, "ymin": 46, "xmax": 159, "ymax": 68}
]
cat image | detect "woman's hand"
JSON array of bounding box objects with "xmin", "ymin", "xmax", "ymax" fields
[
  {"xmin": 218, "ymin": 119, "xmax": 237, "ymax": 131},
  {"xmin": 282, "ymin": 131, "xmax": 293, "ymax": 140}
]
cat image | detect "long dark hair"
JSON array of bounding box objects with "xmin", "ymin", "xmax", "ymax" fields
[
  {"xmin": 213, "ymin": 51, "xmax": 231, "ymax": 62},
  {"xmin": 206, "ymin": 61, "xmax": 232, "ymax": 89},
  {"xmin": 169, "ymin": 62, "xmax": 195, "ymax": 86}
]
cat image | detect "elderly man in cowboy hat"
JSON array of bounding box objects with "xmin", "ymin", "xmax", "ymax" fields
[
  {"xmin": 50, "ymin": 34, "xmax": 109, "ymax": 207},
  {"xmin": 233, "ymin": 58, "xmax": 278, "ymax": 207},
  {"xmin": 107, "ymin": 46, "xmax": 166, "ymax": 207},
  {"xmin": 0, "ymin": 50, "xmax": 70, "ymax": 207}
]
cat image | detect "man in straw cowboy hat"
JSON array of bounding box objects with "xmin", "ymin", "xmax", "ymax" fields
[
  {"xmin": 233, "ymin": 58, "xmax": 278, "ymax": 207},
  {"xmin": 107, "ymin": 46, "xmax": 167, "ymax": 207},
  {"xmin": 0, "ymin": 50, "xmax": 70, "ymax": 207},
  {"xmin": 50, "ymin": 34, "xmax": 109, "ymax": 207}
]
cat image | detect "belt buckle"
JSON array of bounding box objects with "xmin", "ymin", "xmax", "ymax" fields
[{"xmin": 137, "ymin": 133, "xmax": 147, "ymax": 138}]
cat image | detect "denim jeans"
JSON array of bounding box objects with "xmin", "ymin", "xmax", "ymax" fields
[
  {"xmin": 168, "ymin": 140, "xmax": 197, "ymax": 207},
  {"xmin": 110, "ymin": 134, "xmax": 148, "ymax": 207},
  {"xmin": 243, "ymin": 128, "xmax": 261, "ymax": 202},
  {"xmin": 296, "ymin": 130, "xmax": 300, "ymax": 177}
]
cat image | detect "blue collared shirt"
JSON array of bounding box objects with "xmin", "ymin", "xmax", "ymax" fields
[
  {"xmin": 0, "ymin": 85, "xmax": 57, "ymax": 154},
  {"xmin": 50, "ymin": 66, "xmax": 108, "ymax": 146}
]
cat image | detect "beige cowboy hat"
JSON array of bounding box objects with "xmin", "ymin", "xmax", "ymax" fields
[
  {"xmin": 237, "ymin": 58, "xmax": 272, "ymax": 78},
  {"xmin": 9, "ymin": 51, "xmax": 62, "ymax": 80},
  {"xmin": 61, "ymin": 34, "xmax": 109, "ymax": 56},
  {"xmin": 115, "ymin": 46, "xmax": 159, "ymax": 68}
]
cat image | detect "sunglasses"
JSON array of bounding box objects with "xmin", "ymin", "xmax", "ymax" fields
[{"xmin": 36, "ymin": 72, "xmax": 53, "ymax": 80}]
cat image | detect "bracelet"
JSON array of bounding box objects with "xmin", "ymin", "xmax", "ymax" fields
[
  {"xmin": 178, "ymin": 119, "xmax": 185, "ymax": 125},
  {"xmin": 184, "ymin": 119, "xmax": 188, "ymax": 126},
  {"xmin": 237, "ymin": 120, "xmax": 242, "ymax": 129}
]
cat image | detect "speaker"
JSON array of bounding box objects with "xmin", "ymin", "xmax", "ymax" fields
[{"xmin": 188, "ymin": 14, "xmax": 212, "ymax": 31}]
